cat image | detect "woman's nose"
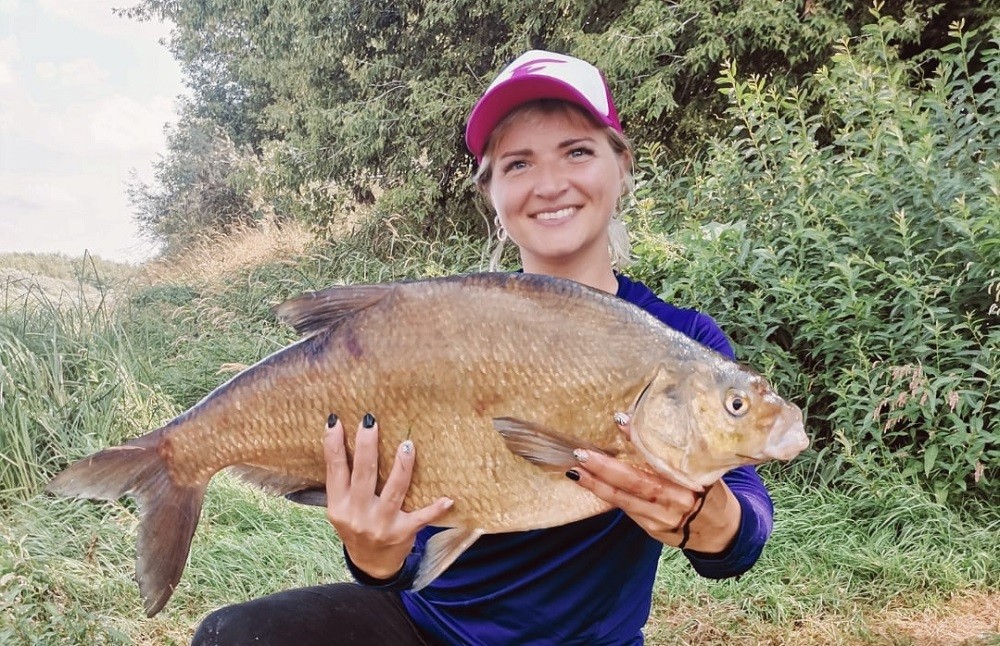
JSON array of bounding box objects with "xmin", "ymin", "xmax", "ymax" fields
[{"xmin": 532, "ymin": 164, "xmax": 569, "ymax": 198}]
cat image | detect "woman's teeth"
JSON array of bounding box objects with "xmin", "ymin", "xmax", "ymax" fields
[{"xmin": 535, "ymin": 207, "xmax": 575, "ymax": 221}]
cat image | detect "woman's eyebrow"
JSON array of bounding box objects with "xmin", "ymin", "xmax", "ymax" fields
[
  {"xmin": 499, "ymin": 148, "xmax": 532, "ymax": 159},
  {"xmin": 559, "ymin": 137, "xmax": 596, "ymax": 148}
]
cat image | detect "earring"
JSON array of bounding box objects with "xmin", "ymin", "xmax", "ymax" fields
[{"xmin": 494, "ymin": 216, "xmax": 508, "ymax": 243}]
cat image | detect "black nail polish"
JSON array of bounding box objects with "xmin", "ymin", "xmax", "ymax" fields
[
  {"xmin": 327, "ymin": 413, "xmax": 338, "ymax": 429},
  {"xmin": 565, "ymin": 469, "xmax": 580, "ymax": 481},
  {"xmin": 362, "ymin": 412, "xmax": 376, "ymax": 428}
]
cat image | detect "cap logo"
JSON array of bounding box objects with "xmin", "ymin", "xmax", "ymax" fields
[
  {"xmin": 509, "ymin": 58, "xmax": 567, "ymax": 78},
  {"xmin": 486, "ymin": 53, "xmax": 611, "ymax": 117}
]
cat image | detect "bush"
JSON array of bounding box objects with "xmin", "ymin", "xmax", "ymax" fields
[{"xmin": 627, "ymin": 14, "xmax": 999, "ymax": 502}]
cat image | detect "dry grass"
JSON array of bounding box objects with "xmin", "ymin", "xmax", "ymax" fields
[
  {"xmin": 645, "ymin": 590, "xmax": 1000, "ymax": 645},
  {"xmin": 0, "ymin": 267, "xmax": 111, "ymax": 310},
  {"xmin": 142, "ymin": 219, "xmax": 317, "ymax": 288},
  {"xmin": 0, "ymin": 251, "xmax": 130, "ymax": 283},
  {"xmin": 879, "ymin": 591, "xmax": 1000, "ymax": 646}
]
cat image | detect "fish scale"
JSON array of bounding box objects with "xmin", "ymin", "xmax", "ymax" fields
[{"xmin": 47, "ymin": 272, "xmax": 808, "ymax": 616}]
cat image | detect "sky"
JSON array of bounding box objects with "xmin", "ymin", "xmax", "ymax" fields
[{"xmin": 0, "ymin": 0, "xmax": 184, "ymax": 264}]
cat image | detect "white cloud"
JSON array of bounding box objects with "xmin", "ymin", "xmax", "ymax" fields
[
  {"xmin": 0, "ymin": 0, "xmax": 182, "ymax": 263},
  {"xmin": 0, "ymin": 37, "xmax": 19, "ymax": 88},
  {"xmin": 35, "ymin": 58, "xmax": 110, "ymax": 87},
  {"xmin": 90, "ymin": 93, "xmax": 174, "ymax": 153},
  {"xmin": 0, "ymin": 169, "xmax": 160, "ymax": 263},
  {"xmin": 39, "ymin": 0, "xmax": 172, "ymax": 43}
]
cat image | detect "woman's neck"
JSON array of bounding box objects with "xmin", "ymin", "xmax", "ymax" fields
[{"xmin": 520, "ymin": 256, "xmax": 619, "ymax": 294}]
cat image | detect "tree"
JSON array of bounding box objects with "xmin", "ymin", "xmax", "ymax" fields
[
  {"xmin": 122, "ymin": 0, "xmax": 997, "ymax": 245},
  {"xmin": 128, "ymin": 111, "xmax": 255, "ymax": 256}
]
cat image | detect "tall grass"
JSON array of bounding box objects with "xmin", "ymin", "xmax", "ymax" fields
[
  {"xmin": 3, "ymin": 464, "xmax": 997, "ymax": 644},
  {"xmin": 0, "ymin": 267, "xmax": 172, "ymax": 503},
  {"xmin": 645, "ymin": 478, "xmax": 1000, "ymax": 644},
  {"xmin": 1, "ymin": 476, "xmax": 344, "ymax": 645}
]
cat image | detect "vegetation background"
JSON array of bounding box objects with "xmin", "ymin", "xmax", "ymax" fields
[{"xmin": 1, "ymin": 1, "xmax": 998, "ymax": 644}]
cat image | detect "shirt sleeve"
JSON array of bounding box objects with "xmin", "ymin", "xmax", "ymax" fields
[{"xmin": 682, "ymin": 465, "xmax": 774, "ymax": 578}]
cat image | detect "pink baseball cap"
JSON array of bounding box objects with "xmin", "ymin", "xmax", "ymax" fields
[{"xmin": 465, "ymin": 50, "xmax": 623, "ymax": 162}]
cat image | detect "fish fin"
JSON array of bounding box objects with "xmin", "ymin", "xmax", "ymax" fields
[
  {"xmin": 493, "ymin": 417, "xmax": 612, "ymax": 470},
  {"xmin": 272, "ymin": 283, "xmax": 395, "ymax": 335},
  {"xmin": 413, "ymin": 527, "xmax": 483, "ymax": 591},
  {"xmin": 284, "ymin": 487, "xmax": 328, "ymax": 507},
  {"xmin": 228, "ymin": 464, "xmax": 322, "ymax": 497},
  {"xmin": 46, "ymin": 432, "xmax": 205, "ymax": 617}
]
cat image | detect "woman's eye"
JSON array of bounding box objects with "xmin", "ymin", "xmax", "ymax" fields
[
  {"xmin": 569, "ymin": 147, "xmax": 594, "ymax": 159},
  {"xmin": 503, "ymin": 160, "xmax": 527, "ymax": 173}
]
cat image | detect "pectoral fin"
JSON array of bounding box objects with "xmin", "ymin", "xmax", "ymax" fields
[
  {"xmin": 493, "ymin": 417, "xmax": 612, "ymax": 470},
  {"xmin": 284, "ymin": 487, "xmax": 327, "ymax": 507},
  {"xmin": 413, "ymin": 527, "xmax": 483, "ymax": 590},
  {"xmin": 228, "ymin": 465, "xmax": 323, "ymax": 498}
]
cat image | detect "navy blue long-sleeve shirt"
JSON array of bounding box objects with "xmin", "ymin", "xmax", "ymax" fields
[{"xmin": 348, "ymin": 273, "xmax": 774, "ymax": 644}]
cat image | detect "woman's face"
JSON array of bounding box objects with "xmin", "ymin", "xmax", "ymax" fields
[{"xmin": 486, "ymin": 108, "xmax": 628, "ymax": 272}]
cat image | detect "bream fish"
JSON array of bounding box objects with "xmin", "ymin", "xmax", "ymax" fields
[{"xmin": 47, "ymin": 272, "xmax": 809, "ymax": 616}]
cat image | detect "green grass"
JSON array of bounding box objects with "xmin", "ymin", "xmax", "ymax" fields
[
  {"xmin": 2, "ymin": 473, "xmax": 996, "ymax": 644},
  {"xmin": 648, "ymin": 476, "xmax": 1000, "ymax": 644},
  {"xmin": 1, "ymin": 476, "xmax": 345, "ymax": 645}
]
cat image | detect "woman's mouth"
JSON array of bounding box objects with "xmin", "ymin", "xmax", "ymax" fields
[{"xmin": 533, "ymin": 207, "xmax": 576, "ymax": 221}]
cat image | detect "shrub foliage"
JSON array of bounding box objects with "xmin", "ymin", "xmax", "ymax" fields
[{"xmin": 627, "ymin": 15, "xmax": 998, "ymax": 502}]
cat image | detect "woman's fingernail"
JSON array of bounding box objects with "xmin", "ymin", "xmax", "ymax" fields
[
  {"xmin": 613, "ymin": 412, "xmax": 629, "ymax": 426},
  {"xmin": 442, "ymin": 497, "xmax": 454, "ymax": 509},
  {"xmin": 573, "ymin": 449, "xmax": 588, "ymax": 463},
  {"xmin": 362, "ymin": 412, "xmax": 376, "ymax": 428},
  {"xmin": 565, "ymin": 469, "xmax": 581, "ymax": 481},
  {"xmin": 327, "ymin": 413, "xmax": 339, "ymax": 429},
  {"xmin": 400, "ymin": 440, "xmax": 414, "ymax": 455}
]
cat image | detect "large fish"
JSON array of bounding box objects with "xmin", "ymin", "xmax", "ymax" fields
[{"xmin": 47, "ymin": 272, "xmax": 808, "ymax": 616}]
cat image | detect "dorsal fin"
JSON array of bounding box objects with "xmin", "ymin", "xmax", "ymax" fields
[{"xmin": 272, "ymin": 283, "xmax": 396, "ymax": 334}]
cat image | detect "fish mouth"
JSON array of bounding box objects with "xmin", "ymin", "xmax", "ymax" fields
[{"xmin": 760, "ymin": 404, "xmax": 809, "ymax": 461}]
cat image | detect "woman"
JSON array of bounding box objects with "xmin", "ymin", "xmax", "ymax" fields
[{"xmin": 193, "ymin": 50, "xmax": 774, "ymax": 645}]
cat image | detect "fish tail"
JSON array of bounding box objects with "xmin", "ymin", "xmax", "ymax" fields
[{"xmin": 46, "ymin": 430, "xmax": 206, "ymax": 617}]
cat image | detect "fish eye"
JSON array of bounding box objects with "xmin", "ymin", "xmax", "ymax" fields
[{"xmin": 725, "ymin": 389, "xmax": 750, "ymax": 417}]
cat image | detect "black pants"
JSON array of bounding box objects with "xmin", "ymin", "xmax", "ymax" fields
[{"xmin": 191, "ymin": 583, "xmax": 436, "ymax": 645}]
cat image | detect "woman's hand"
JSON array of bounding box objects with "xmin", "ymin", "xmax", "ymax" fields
[
  {"xmin": 567, "ymin": 413, "xmax": 741, "ymax": 554},
  {"xmin": 323, "ymin": 413, "xmax": 453, "ymax": 580}
]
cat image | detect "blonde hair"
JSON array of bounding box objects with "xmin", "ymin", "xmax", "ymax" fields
[{"xmin": 473, "ymin": 100, "xmax": 634, "ymax": 271}]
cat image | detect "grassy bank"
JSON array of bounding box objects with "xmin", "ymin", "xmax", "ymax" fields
[
  {"xmin": 2, "ymin": 233, "xmax": 998, "ymax": 645},
  {"xmin": 2, "ymin": 474, "xmax": 997, "ymax": 644}
]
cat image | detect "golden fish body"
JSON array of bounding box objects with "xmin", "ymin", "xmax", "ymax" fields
[
  {"xmin": 47, "ymin": 273, "xmax": 808, "ymax": 616},
  {"xmin": 168, "ymin": 275, "xmax": 653, "ymax": 530}
]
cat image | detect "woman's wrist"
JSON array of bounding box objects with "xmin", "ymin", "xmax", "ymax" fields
[
  {"xmin": 344, "ymin": 546, "xmax": 407, "ymax": 586},
  {"xmin": 679, "ymin": 481, "xmax": 741, "ymax": 554}
]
